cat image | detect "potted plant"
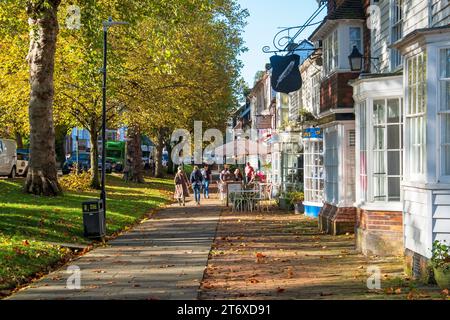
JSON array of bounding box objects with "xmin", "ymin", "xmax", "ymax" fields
[
  {"xmin": 278, "ymin": 192, "xmax": 293, "ymax": 210},
  {"xmin": 289, "ymin": 191, "xmax": 304, "ymax": 214},
  {"xmin": 431, "ymin": 240, "xmax": 450, "ymax": 289}
]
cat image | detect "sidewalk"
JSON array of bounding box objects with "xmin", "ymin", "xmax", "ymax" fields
[
  {"xmin": 199, "ymin": 210, "xmax": 444, "ymax": 300},
  {"xmin": 7, "ymin": 198, "xmax": 222, "ymax": 300}
]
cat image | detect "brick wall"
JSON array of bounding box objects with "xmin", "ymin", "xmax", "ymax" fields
[
  {"xmin": 356, "ymin": 208, "xmax": 404, "ymax": 256},
  {"xmin": 320, "ymin": 72, "xmax": 359, "ymax": 113},
  {"xmin": 363, "ymin": 0, "xmax": 371, "ymax": 72},
  {"xmin": 357, "ymin": 209, "xmax": 403, "ymax": 233}
]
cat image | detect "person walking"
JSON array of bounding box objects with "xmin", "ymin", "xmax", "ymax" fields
[
  {"xmin": 219, "ymin": 165, "xmax": 231, "ymax": 201},
  {"xmin": 190, "ymin": 166, "xmax": 204, "ymax": 205},
  {"xmin": 123, "ymin": 158, "xmax": 132, "ymax": 182},
  {"xmin": 174, "ymin": 166, "xmax": 189, "ymax": 206},
  {"xmin": 201, "ymin": 165, "xmax": 212, "ymax": 199}
]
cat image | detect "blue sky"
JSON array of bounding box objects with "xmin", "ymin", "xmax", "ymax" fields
[{"xmin": 237, "ymin": 0, "xmax": 326, "ymax": 86}]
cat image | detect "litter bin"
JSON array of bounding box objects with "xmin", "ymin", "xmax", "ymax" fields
[{"xmin": 82, "ymin": 199, "xmax": 106, "ymax": 239}]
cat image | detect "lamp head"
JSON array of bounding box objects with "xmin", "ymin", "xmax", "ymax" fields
[{"xmin": 348, "ymin": 46, "xmax": 363, "ymax": 72}]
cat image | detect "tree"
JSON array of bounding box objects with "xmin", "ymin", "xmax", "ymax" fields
[
  {"xmin": 0, "ymin": 3, "xmax": 30, "ymax": 148},
  {"xmin": 119, "ymin": 0, "xmax": 248, "ymax": 177},
  {"xmin": 24, "ymin": 0, "xmax": 62, "ymax": 196},
  {"xmin": 54, "ymin": 1, "xmax": 129, "ymax": 189}
]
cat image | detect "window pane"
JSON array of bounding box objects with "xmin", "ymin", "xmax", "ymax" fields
[
  {"xmin": 444, "ymin": 114, "xmax": 450, "ymax": 144},
  {"xmin": 445, "ymin": 145, "xmax": 450, "ymax": 176},
  {"xmin": 373, "ymin": 100, "xmax": 385, "ymax": 124},
  {"xmin": 388, "ymin": 151, "xmax": 401, "ymax": 175},
  {"xmin": 441, "ymin": 81, "xmax": 450, "ymax": 111},
  {"xmin": 388, "ymin": 177, "xmax": 401, "ymax": 201},
  {"xmin": 387, "ymin": 99, "xmax": 400, "ymax": 123},
  {"xmin": 440, "ymin": 49, "xmax": 450, "ymax": 78},
  {"xmin": 374, "ymin": 127, "xmax": 385, "ymax": 150},
  {"xmin": 374, "ymin": 176, "xmax": 386, "ymax": 201},
  {"xmin": 387, "ymin": 125, "xmax": 400, "ymax": 149},
  {"xmin": 374, "ymin": 151, "xmax": 385, "ymax": 174}
]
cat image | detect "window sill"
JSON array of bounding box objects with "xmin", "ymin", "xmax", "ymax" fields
[
  {"xmin": 402, "ymin": 181, "xmax": 450, "ymax": 190},
  {"xmin": 354, "ymin": 201, "xmax": 403, "ymax": 212}
]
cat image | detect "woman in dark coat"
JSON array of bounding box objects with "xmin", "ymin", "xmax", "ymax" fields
[{"xmin": 174, "ymin": 166, "xmax": 189, "ymax": 206}]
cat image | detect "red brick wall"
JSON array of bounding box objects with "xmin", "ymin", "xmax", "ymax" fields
[
  {"xmin": 357, "ymin": 209, "xmax": 403, "ymax": 233},
  {"xmin": 363, "ymin": 0, "xmax": 371, "ymax": 72},
  {"xmin": 320, "ymin": 72, "xmax": 360, "ymax": 113}
]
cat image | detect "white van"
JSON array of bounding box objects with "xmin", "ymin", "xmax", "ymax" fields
[{"xmin": 0, "ymin": 139, "xmax": 17, "ymax": 178}]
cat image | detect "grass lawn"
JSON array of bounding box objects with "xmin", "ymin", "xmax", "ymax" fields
[{"xmin": 0, "ymin": 174, "xmax": 173, "ymax": 292}]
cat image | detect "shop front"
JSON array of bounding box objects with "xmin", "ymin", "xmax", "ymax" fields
[{"xmin": 302, "ymin": 127, "xmax": 324, "ymax": 218}]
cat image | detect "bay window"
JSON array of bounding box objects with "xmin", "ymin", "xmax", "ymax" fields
[
  {"xmin": 406, "ymin": 52, "xmax": 427, "ymax": 178},
  {"xmin": 357, "ymin": 97, "xmax": 403, "ymax": 204},
  {"xmin": 440, "ymin": 48, "xmax": 450, "ymax": 178}
]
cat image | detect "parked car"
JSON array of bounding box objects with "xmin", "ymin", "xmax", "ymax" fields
[
  {"xmin": 62, "ymin": 153, "xmax": 90, "ymax": 175},
  {"xmin": 98, "ymin": 158, "xmax": 113, "ymax": 174},
  {"xmin": 16, "ymin": 149, "xmax": 30, "ymax": 177},
  {"xmin": 0, "ymin": 139, "xmax": 17, "ymax": 178}
]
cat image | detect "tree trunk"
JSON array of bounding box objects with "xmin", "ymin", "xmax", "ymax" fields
[
  {"xmin": 154, "ymin": 129, "xmax": 165, "ymax": 178},
  {"xmin": 127, "ymin": 126, "xmax": 144, "ymax": 183},
  {"xmin": 89, "ymin": 121, "xmax": 100, "ymax": 190},
  {"xmin": 166, "ymin": 141, "xmax": 174, "ymax": 175},
  {"xmin": 24, "ymin": 0, "xmax": 62, "ymax": 196},
  {"xmin": 15, "ymin": 131, "xmax": 24, "ymax": 149}
]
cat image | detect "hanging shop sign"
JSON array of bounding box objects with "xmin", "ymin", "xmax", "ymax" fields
[
  {"xmin": 302, "ymin": 127, "xmax": 323, "ymax": 139},
  {"xmin": 270, "ymin": 54, "xmax": 302, "ymax": 94},
  {"xmin": 255, "ymin": 115, "xmax": 273, "ymax": 129}
]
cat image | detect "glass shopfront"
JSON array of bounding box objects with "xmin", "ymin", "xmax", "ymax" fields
[
  {"xmin": 280, "ymin": 132, "xmax": 303, "ymax": 194},
  {"xmin": 303, "ymin": 128, "xmax": 324, "ymax": 217}
]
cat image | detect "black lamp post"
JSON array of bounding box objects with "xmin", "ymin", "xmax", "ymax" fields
[
  {"xmin": 101, "ymin": 17, "xmax": 128, "ymax": 218},
  {"xmin": 348, "ymin": 45, "xmax": 364, "ymax": 72}
]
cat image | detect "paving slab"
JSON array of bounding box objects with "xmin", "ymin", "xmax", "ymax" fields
[{"xmin": 7, "ymin": 198, "xmax": 222, "ymax": 300}]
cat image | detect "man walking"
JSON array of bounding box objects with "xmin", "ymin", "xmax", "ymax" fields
[
  {"xmin": 201, "ymin": 165, "xmax": 212, "ymax": 199},
  {"xmin": 190, "ymin": 166, "xmax": 204, "ymax": 205}
]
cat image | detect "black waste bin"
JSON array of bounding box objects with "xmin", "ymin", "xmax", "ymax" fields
[{"xmin": 82, "ymin": 199, "xmax": 106, "ymax": 239}]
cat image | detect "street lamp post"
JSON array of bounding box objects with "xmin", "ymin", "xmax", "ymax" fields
[{"xmin": 101, "ymin": 17, "xmax": 128, "ymax": 219}]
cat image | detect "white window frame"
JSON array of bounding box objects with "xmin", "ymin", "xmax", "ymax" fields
[
  {"xmin": 390, "ymin": 0, "xmax": 404, "ymax": 71},
  {"xmin": 311, "ymin": 72, "xmax": 321, "ymax": 116},
  {"xmin": 438, "ymin": 47, "xmax": 450, "ymax": 181},
  {"xmin": 405, "ymin": 51, "xmax": 427, "ymax": 182},
  {"xmin": 324, "ymin": 128, "xmax": 339, "ymax": 205},
  {"xmin": 371, "ymin": 98, "xmax": 404, "ymax": 203},
  {"xmin": 358, "ymin": 101, "xmax": 368, "ymax": 203},
  {"xmin": 324, "ymin": 29, "xmax": 339, "ymax": 76},
  {"xmin": 303, "ymin": 137, "xmax": 324, "ymax": 204}
]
